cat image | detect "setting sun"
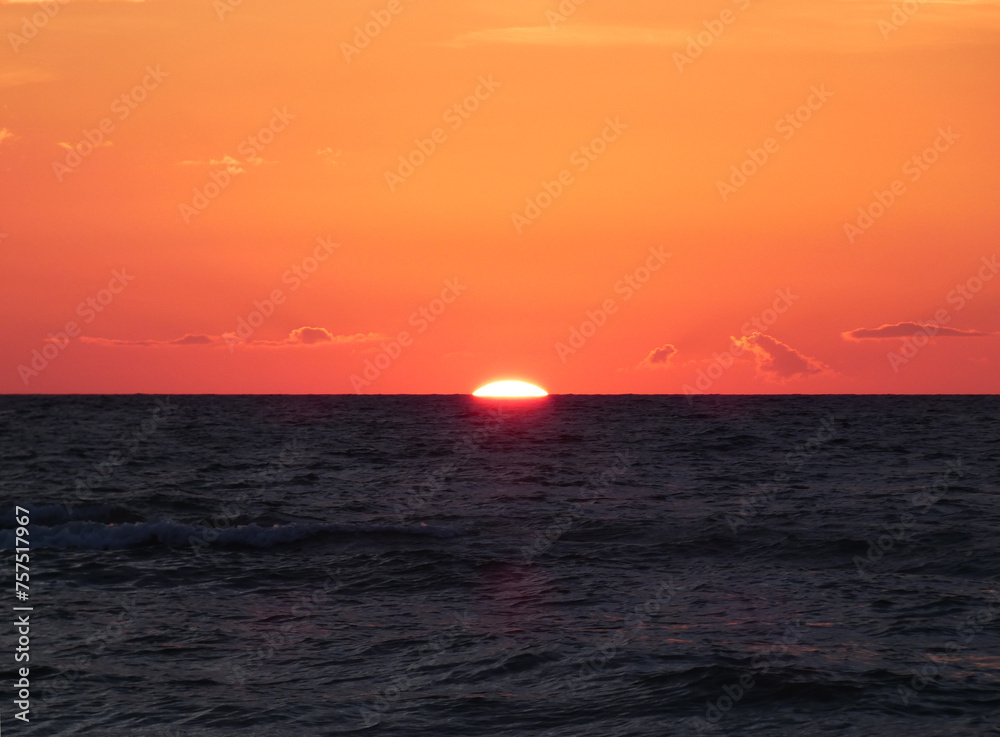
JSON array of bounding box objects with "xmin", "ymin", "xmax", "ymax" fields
[{"xmin": 473, "ymin": 381, "xmax": 548, "ymax": 398}]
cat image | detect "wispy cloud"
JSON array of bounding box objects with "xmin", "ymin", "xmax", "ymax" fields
[
  {"xmin": 445, "ymin": 25, "xmax": 686, "ymax": 48},
  {"xmin": 67, "ymin": 329, "xmax": 385, "ymax": 348},
  {"xmin": 75, "ymin": 334, "xmax": 219, "ymax": 347},
  {"xmin": 178, "ymin": 155, "xmax": 250, "ymax": 174},
  {"xmin": 0, "ymin": 68, "xmax": 57, "ymax": 88},
  {"xmin": 316, "ymin": 147, "xmax": 342, "ymax": 165},
  {"xmin": 445, "ymin": 1, "xmax": 1000, "ymax": 53},
  {"xmin": 170, "ymin": 334, "xmax": 216, "ymax": 345},
  {"xmin": 223, "ymin": 329, "xmax": 387, "ymax": 348},
  {"xmin": 843, "ymin": 322, "xmax": 993, "ymax": 340},
  {"xmin": 59, "ymin": 139, "xmax": 111, "ymax": 150}
]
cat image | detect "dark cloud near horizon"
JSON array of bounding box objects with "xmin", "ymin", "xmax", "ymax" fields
[
  {"xmin": 843, "ymin": 322, "xmax": 993, "ymax": 340},
  {"xmin": 638, "ymin": 343, "xmax": 678, "ymax": 369},
  {"xmin": 733, "ymin": 332, "xmax": 827, "ymax": 380}
]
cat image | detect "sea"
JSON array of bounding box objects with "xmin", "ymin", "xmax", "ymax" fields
[{"xmin": 1, "ymin": 395, "xmax": 998, "ymax": 737}]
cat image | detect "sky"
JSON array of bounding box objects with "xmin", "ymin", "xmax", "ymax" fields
[{"xmin": 1, "ymin": 0, "xmax": 999, "ymax": 394}]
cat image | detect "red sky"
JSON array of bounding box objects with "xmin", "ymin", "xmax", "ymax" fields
[{"xmin": 2, "ymin": 0, "xmax": 999, "ymax": 394}]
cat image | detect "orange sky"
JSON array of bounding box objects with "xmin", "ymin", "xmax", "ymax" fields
[{"xmin": 2, "ymin": 0, "xmax": 999, "ymax": 394}]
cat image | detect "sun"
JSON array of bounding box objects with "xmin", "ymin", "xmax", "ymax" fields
[{"xmin": 473, "ymin": 380, "xmax": 548, "ymax": 398}]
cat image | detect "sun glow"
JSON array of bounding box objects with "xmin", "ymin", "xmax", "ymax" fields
[{"xmin": 473, "ymin": 381, "xmax": 548, "ymax": 398}]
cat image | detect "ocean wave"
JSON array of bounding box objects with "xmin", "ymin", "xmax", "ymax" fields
[{"xmin": 0, "ymin": 520, "xmax": 461, "ymax": 550}]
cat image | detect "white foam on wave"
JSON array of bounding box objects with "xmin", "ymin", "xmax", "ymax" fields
[{"xmin": 0, "ymin": 520, "xmax": 461, "ymax": 550}]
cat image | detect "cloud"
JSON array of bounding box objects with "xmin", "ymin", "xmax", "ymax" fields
[
  {"xmin": 843, "ymin": 322, "xmax": 993, "ymax": 340},
  {"xmin": 316, "ymin": 147, "xmax": 342, "ymax": 165},
  {"xmin": 178, "ymin": 155, "xmax": 251, "ymax": 174},
  {"xmin": 0, "ymin": 128, "xmax": 15, "ymax": 145},
  {"xmin": 284, "ymin": 329, "xmax": 385, "ymax": 346},
  {"xmin": 445, "ymin": 25, "xmax": 687, "ymax": 48},
  {"xmin": 638, "ymin": 343, "xmax": 677, "ymax": 369},
  {"xmin": 69, "ymin": 329, "xmax": 386, "ymax": 349},
  {"xmin": 443, "ymin": 2, "xmax": 1000, "ymax": 53},
  {"xmin": 0, "ymin": 68, "xmax": 58, "ymax": 89},
  {"xmin": 75, "ymin": 337, "xmax": 156, "ymax": 346},
  {"xmin": 60, "ymin": 140, "xmax": 111, "ymax": 150},
  {"xmin": 170, "ymin": 334, "xmax": 216, "ymax": 345},
  {"xmin": 224, "ymin": 329, "xmax": 387, "ymax": 348},
  {"xmin": 210, "ymin": 155, "xmax": 247, "ymax": 173},
  {"xmin": 731, "ymin": 332, "xmax": 828, "ymax": 381},
  {"xmin": 288, "ymin": 326, "xmax": 335, "ymax": 344},
  {"xmin": 74, "ymin": 334, "xmax": 219, "ymax": 347}
]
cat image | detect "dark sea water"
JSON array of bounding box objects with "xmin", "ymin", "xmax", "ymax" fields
[{"xmin": 1, "ymin": 395, "xmax": 999, "ymax": 737}]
